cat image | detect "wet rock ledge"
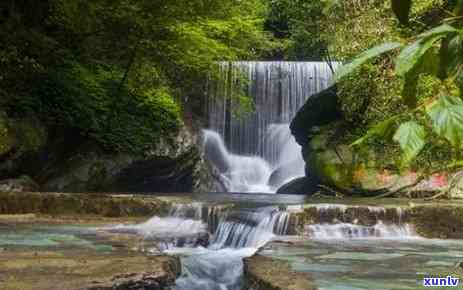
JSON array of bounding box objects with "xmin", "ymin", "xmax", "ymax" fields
[
  {"xmin": 0, "ymin": 191, "xmax": 170, "ymax": 218},
  {"xmin": 243, "ymin": 255, "xmax": 317, "ymax": 290},
  {"xmin": 0, "ymin": 249, "xmax": 181, "ymax": 290}
]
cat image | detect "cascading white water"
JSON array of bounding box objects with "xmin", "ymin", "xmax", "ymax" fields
[
  {"xmin": 303, "ymin": 204, "xmax": 416, "ymax": 239},
  {"xmin": 305, "ymin": 222, "xmax": 416, "ymax": 239},
  {"xmin": 204, "ymin": 61, "xmax": 337, "ymax": 193}
]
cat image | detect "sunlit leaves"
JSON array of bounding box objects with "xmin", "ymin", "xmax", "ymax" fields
[
  {"xmin": 395, "ymin": 25, "xmax": 458, "ymax": 77},
  {"xmin": 334, "ymin": 42, "xmax": 402, "ymax": 82},
  {"xmin": 426, "ymin": 95, "xmax": 463, "ymax": 148},
  {"xmin": 393, "ymin": 121, "xmax": 427, "ymax": 164}
]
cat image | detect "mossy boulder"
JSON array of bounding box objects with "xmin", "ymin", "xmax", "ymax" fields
[{"xmin": 42, "ymin": 125, "xmax": 211, "ymax": 193}]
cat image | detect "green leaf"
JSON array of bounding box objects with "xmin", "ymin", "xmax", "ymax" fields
[
  {"xmin": 426, "ymin": 95, "xmax": 463, "ymax": 148},
  {"xmin": 401, "ymin": 49, "xmax": 440, "ymax": 108},
  {"xmin": 393, "ymin": 121, "xmax": 427, "ymax": 164},
  {"xmin": 396, "ymin": 35, "xmax": 451, "ymax": 77},
  {"xmin": 391, "ymin": 0, "xmax": 412, "ymax": 25},
  {"xmin": 402, "ymin": 71, "xmax": 418, "ymax": 108},
  {"xmin": 334, "ymin": 42, "xmax": 402, "ymax": 82},
  {"xmin": 441, "ymin": 34, "xmax": 463, "ymax": 81},
  {"xmin": 417, "ymin": 24, "xmax": 459, "ymax": 39},
  {"xmin": 351, "ymin": 116, "xmax": 398, "ymax": 146}
]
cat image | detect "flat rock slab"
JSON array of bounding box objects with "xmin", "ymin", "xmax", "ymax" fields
[
  {"xmin": 0, "ymin": 191, "xmax": 171, "ymax": 217},
  {"xmin": 0, "ymin": 249, "xmax": 180, "ymax": 290},
  {"xmin": 244, "ymin": 255, "xmax": 317, "ymax": 290}
]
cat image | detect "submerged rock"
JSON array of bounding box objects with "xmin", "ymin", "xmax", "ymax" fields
[{"xmin": 243, "ymin": 255, "xmax": 317, "ymax": 290}]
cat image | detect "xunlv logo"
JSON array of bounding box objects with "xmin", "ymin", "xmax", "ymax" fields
[{"xmin": 423, "ymin": 276, "xmax": 460, "ymax": 287}]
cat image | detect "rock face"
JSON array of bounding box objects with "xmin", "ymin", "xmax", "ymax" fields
[
  {"xmin": 289, "ymin": 86, "xmax": 461, "ymax": 198},
  {"xmin": 0, "ymin": 109, "xmax": 215, "ymax": 193},
  {"xmin": 290, "ymin": 85, "xmax": 340, "ymax": 147},
  {"xmin": 243, "ymin": 255, "xmax": 317, "ymax": 290}
]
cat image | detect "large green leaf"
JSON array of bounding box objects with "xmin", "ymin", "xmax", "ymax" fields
[
  {"xmin": 334, "ymin": 42, "xmax": 402, "ymax": 82},
  {"xmin": 417, "ymin": 24, "xmax": 459, "ymax": 39},
  {"xmin": 391, "ymin": 0, "xmax": 412, "ymax": 25},
  {"xmin": 440, "ymin": 34, "xmax": 463, "ymax": 81},
  {"xmin": 351, "ymin": 116, "xmax": 398, "ymax": 146},
  {"xmin": 396, "ymin": 25, "xmax": 458, "ymax": 77},
  {"xmin": 396, "ymin": 35, "xmax": 454, "ymax": 78},
  {"xmin": 401, "ymin": 49, "xmax": 440, "ymax": 108},
  {"xmin": 426, "ymin": 95, "xmax": 463, "ymax": 148},
  {"xmin": 393, "ymin": 121, "xmax": 427, "ymax": 164}
]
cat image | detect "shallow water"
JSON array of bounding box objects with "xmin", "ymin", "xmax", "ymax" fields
[
  {"xmin": 261, "ymin": 238, "xmax": 463, "ymax": 290},
  {"xmin": 1, "ymin": 196, "xmax": 462, "ymax": 290}
]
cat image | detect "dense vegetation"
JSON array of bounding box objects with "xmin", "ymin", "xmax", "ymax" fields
[
  {"xmin": 1, "ymin": 0, "xmax": 461, "ymax": 179},
  {"xmin": 0, "ymin": 0, "xmax": 274, "ymax": 155},
  {"xmin": 331, "ymin": 0, "xmax": 463, "ymax": 172}
]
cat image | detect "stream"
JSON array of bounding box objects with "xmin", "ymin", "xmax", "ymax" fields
[{"xmin": 2, "ymin": 195, "xmax": 462, "ymax": 290}]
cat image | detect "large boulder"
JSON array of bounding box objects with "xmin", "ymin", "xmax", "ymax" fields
[
  {"xmin": 290, "ymin": 85, "xmax": 340, "ymax": 146},
  {"xmin": 303, "ymin": 123, "xmax": 452, "ymax": 196},
  {"xmin": 42, "ymin": 126, "xmax": 214, "ymax": 193}
]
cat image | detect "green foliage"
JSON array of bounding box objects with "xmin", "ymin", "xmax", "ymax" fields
[
  {"xmin": 0, "ymin": 112, "xmax": 14, "ymax": 156},
  {"xmin": 265, "ymin": 0, "xmax": 330, "ymax": 59},
  {"xmin": 334, "ymin": 42, "xmax": 402, "ymax": 81},
  {"xmin": 0, "ymin": 0, "xmax": 272, "ymax": 154},
  {"xmin": 426, "ymin": 95, "xmax": 463, "ymax": 148},
  {"xmin": 351, "ymin": 116, "xmax": 398, "ymax": 147},
  {"xmin": 334, "ymin": 0, "xmax": 463, "ymax": 167},
  {"xmin": 393, "ymin": 121, "xmax": 427, "ymax": 165},
  {"xmin": 395, "ymin": 25, "xmax": 458, "ymax": 77}
]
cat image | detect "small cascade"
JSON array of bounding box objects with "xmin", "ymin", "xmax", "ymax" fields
[
  {"xmin": 204, "ymin": 61, "xmax": 337, "ymax": 193},
  {"xmin": 302, "ymin": 204, "xmax": 415, "ymax": 239},
  {"xmin": 305, "ymin": 222, "xmax": 415, "ymax": 239},
  {"xmin": 210, "ymin": 208, "xmax": 290, "ymax": 249}
]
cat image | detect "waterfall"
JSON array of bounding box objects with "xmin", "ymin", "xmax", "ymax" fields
[{"xmin": 204, "ymin": 61, "xmax": 337, "ymax": 193}]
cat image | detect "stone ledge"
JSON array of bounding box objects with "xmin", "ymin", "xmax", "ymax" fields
[
  {"xmin": 0, "ymin": 250, "xmax": 180, "ymax": 290},
  {"xmin": 243, "ymin": 255, "xmax": 317, "ymax": 290},
  {"xmin": 0, "ymin": 191, "xmax": 170, "ymax": 217}
]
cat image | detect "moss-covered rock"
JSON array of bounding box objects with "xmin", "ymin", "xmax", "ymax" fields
[
  {"xmin": 41, "ymin": 125, "xmax": 211, "ymax": 193},
  {"xmin": 410, "ymin": 205, "xmax": 463, "ymax": 239}
]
